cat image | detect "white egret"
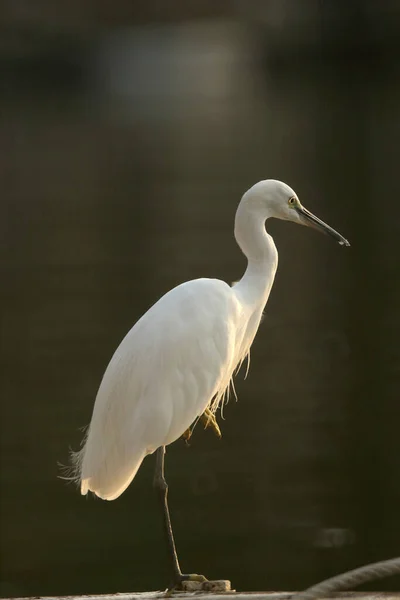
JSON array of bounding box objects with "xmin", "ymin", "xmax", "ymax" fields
[{"xmin": 69, "ymin": 180, "xmax": 349, "ymax": 588}]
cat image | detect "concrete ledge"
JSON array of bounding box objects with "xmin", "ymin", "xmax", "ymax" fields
[{"xmin": 5, "ymin": 592, "xmax": 400, "ymax": 600}]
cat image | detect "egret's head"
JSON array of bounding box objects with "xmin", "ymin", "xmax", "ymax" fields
[{"xmin": 244, "ymin": 179, "xmax": 350, "ymax": 246}]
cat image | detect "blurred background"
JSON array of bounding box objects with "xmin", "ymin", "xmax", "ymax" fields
[{"xmin": 1, "ymin": 0, "xmax": 400, "ymax": 597}]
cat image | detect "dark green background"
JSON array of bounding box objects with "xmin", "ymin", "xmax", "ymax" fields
[{"xmin": 2, "ymin": 2, "xmax": 400, "ymax": 597}]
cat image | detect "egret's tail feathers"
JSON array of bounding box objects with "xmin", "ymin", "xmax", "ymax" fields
[
  {"xmin": 80, "ymin": 453, "xmax": 145, "ymax": 500},
  {"xmin": 65, "ymin": 432, "xmax": 146, "ymax": 501},
  {"xmin": 58, "ymin": 433, "xmax": 89, "ymax": 488},
  {"xmin": 80, "ymin": 444, "xmax": 146, "ymax": 500}
]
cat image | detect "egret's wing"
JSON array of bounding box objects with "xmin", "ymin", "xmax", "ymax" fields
[{"xmin": 75, "ymin": 278, "xmax": 240, "ymax": 500}]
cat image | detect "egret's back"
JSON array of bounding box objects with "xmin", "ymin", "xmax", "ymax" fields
[{"xmin": 75, "ymin": 278, "xmax": 245, "ymax": 500}]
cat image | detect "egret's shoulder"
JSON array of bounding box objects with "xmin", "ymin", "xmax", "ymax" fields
[
  {"xmin": 143, "ymin": 277, "xmax": 237, "ymax": 326},
  {"xmin": 154, "ymin": 277, "xmax": 230, "ymax": 305},
  {"xmin": 176, "ymin": 277, "xmax": 232, "ymax": 296},
  {"xmin": 111, "ymin": 277, "xmax": 237, "ymax": 367}
]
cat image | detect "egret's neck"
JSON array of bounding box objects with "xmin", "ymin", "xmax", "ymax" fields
[{"xmin": 233, "ymin": 201, "xmax": 278, "ymax": 306}]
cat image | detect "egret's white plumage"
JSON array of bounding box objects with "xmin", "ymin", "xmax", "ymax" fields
[
  {"xmin": 72, "ymin": 180, "xmax": 349, "ymax": 501},
  {"xmin": 78, "ymin": 279, "xmax": 243, "ymax": 500}
]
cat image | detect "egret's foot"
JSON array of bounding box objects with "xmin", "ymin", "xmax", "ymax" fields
[
  {"xmin": 201, "ymin": 408, "xmax": 222, "ymax": 438},
  {"xmin": 181, "ymin": 573, "xmax": 208, "ymax": 583},
  {"xmin": 168, "ymin": 573, "xmax": 208, "ymax": 592}
]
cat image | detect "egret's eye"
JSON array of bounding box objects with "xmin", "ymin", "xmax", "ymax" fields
[{"xmin": 288, "ymin": 197, "xmax": 296, "ymax": 207}]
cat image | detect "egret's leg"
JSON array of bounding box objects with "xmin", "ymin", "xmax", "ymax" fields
[
  {"xmin": 153, "ymin": 446, "xmax": 207, "ymax": 589},
  {"xmin": 153, "ymin": 446, "xmax": 181, "ymax": 581}
]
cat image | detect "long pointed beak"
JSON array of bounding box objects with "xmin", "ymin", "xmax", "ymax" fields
[{"xmin": 296, "ymin": 205, "xmax": 350, "ymax": 246}]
